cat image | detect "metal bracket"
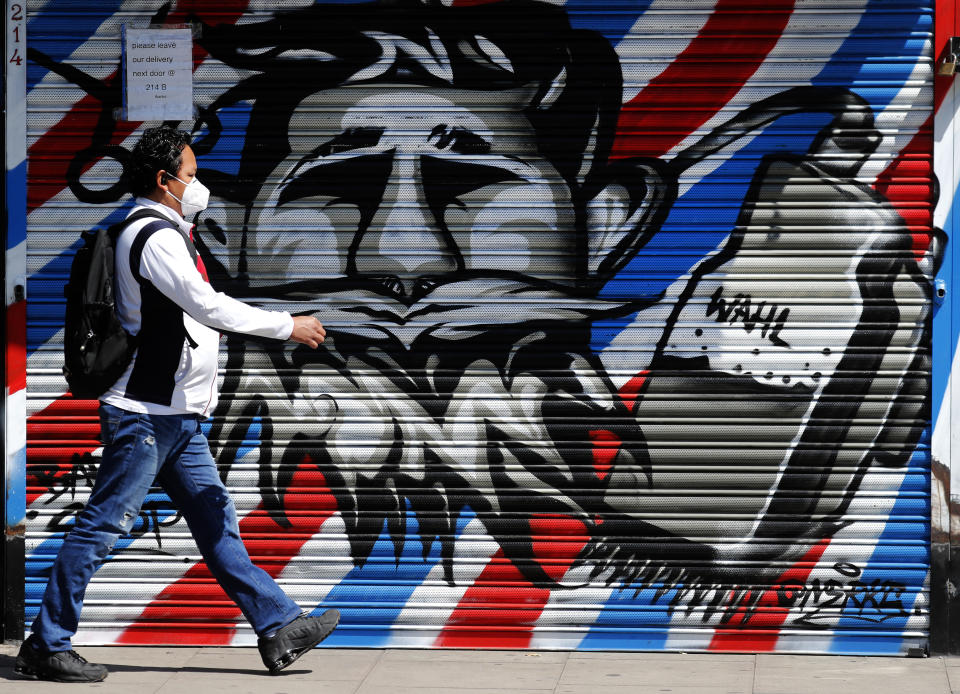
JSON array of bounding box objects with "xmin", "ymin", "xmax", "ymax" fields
[{"xmin": 935, "ymin": 278, "xmax": 947, "ymax": 305}]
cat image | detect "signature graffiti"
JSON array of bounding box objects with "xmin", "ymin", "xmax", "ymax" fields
[
  {"xmin": 627, "ymin": 562, "xmax": 911, "ymax": 628},
  {"xmin": 786, "ymin": 563, "xmax": 911, "ymax": 627}
]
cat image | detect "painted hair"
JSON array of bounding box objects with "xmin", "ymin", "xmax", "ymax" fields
[{"xmin": 192, "ymin": 0, "xmax": 622, "ymax": 198}]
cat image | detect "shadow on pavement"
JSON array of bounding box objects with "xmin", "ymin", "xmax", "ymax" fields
[{"xmin": 0, "ymin": 651, "xmax": 308, "ymax": 680}]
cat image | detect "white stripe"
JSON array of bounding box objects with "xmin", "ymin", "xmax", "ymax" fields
[
  {"xmin": 6, "ymin": 239, "xmax": 26, "ymax": 306},
  {"xmin": 858, "ymin": 52, "xmax": 933, "ymax": 186},
  {"xmin": 531, "ymin": 565, "xmax": 616, "ymax": 650},
  {"xmin": 5, "ymin": 387, "xmax": 27, "ymax": 461},
  {"xmin": 660, "ymin": 2, "xmax": 871, "ymax": 196},
  {"xmin": 6, "ymin": 0, "xmax": 27, "ymax": 171},
  {"xmin": 931, "ymin": 343, "xmax": 957, "ymax": 508},
  {"xmin": 933, "ymin": 74, "xmax": 958, "ymax": 230},
  {"xmin": 616, "ymin": 0, "xmax": 716, "ymax": 104},
  {"xmin": 231, "ymin": 514, "xmax": 353, "ymax": 645},
  {"xmin": 387, "ymin": 517, "xmax": 495, "ymax": 647}
]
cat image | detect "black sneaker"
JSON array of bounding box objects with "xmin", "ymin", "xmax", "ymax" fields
[
  {"xmin": 14, "ymin": 635, "xmax": 108, "ymax": 683},
  {"xmin": 257, "ymin": 609, "xmax": 340, "ymax": 675}
]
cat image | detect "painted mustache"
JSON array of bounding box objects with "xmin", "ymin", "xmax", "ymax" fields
[{"xmin": 241, "ymin": 275, "xmax": 647, "ymax": 344}]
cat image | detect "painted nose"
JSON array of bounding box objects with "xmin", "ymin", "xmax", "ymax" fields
[{"xmin": 353, "ymin": 155, "xmax": 457, "ymax": 292}]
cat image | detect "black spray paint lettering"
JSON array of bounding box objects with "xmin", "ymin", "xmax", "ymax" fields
[
  {"xmin": 706, "ymin": 285, "xmax": 790, "ymax": 348},
  {"xmin": 650, "ymin": 561, "xmax": 909, "ymax": 629},
  {"xmin": 27, "ymin": 451, "xmax": 182, "ymax": 550},
  {"xmin": 777, "ymin": 562, "xmax": 909, "ymax": 627}
]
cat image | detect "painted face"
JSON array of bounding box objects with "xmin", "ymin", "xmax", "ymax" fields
[{"xmin": 248, "ymin": 85, "xmax": 578, "ymax": 299}]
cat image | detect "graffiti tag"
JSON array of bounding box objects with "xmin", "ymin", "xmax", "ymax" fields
[
  {"xmin": 785, "ymin": 563, "xmax": 910, "ymax": 627},
  {"xmin": 27, "ymin": 451, "xmax": 182, "ymax": 550},
  {"xmin": 706, "ymin": 285, "xmax": 790, "ymax": 348}
]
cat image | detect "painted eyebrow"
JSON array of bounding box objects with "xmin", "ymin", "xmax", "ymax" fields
[
  {"xmin": 429, "ymin": 124, "xmax": 491, "ymax": 155},
  {"xmin": 319, "ymin": 127, "xmax": 384, "ymax": 155},
  {"xmin": 284, "ymin": 127, "xmax": 385, "ymax": 182}
]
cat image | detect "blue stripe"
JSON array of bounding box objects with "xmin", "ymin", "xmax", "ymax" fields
[
  {"xmin": 7, "ymin": 159, "xmax": 27, "ymax": 250},
  {"xmin": 195, "ymin": 103, "xmax": 253, "ymax": 178},
  {"xmin": 811, "ymin": 1, "xmax": 930, "ymax": 102},
  {"xmin": 932, "ymin": 184, "xmax": 959, "ymax": 430},
  {"xmin": 593, "ymin": 110, "xmax": 832, "ymax": 350},
  {"xmin": 314, "ymin": 506, "xmax": 477, "ymax": 648},
  {"xmin": 5, "ymin": 447, "xmax": 27, "ymax": 529},
  {"xmin": 27, "ymin": 2, "xmax": 126, "ymax": 93},
  {"xmin": 27, "ymin": 202, "xmax": 133, "ymax": 357},
  {"xmin": 827, "ymin": 463, "xmax": 930, "ymax": 654},
  {"xmin": 578, "ymin": 583, "xmax": 677, "ymax": 650},
  {"xmin": 565, "ymin": 0, "xmax": 655, "ymax": 44}
]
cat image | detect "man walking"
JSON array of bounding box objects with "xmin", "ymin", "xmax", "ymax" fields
[{"xmin": 15, "ymin": 126, "xmax": 338, "ymax": 683}]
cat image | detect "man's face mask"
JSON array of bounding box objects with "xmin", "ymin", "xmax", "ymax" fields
[{"xmin": 165, "ymin": 173, "xmax": 210, "ymax": 218}]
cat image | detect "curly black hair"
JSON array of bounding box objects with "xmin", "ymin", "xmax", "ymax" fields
[
  {"xmin": 127, "ymin": 126, "xmax": 192, "ymax": 197},
  {"xmin": 194, "ymin": 0, "xmax": 622, "ymax": 196}
]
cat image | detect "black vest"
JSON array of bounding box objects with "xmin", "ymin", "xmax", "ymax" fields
[{"xmin": 123, "ymin": 218, "xmax": 200, "ymax": 407}]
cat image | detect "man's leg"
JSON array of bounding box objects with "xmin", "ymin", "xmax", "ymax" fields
[
  {"xmin": 19, "ymin": 404, "xmax": 164, "ymax": 681},
  {"xmin": 156, "ymin": 416, "xmax": 338, "ymax": 673},
  {"xmin": 156, "ymin": 415, "xmax": 302, "ymax": 634}
]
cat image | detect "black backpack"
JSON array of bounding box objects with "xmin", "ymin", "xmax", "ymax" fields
[{"xmin": 62, "ymin": 209, "xmax": 185, "ymax": 398}]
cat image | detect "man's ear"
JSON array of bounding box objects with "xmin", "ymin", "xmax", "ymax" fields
[{"xmin": 583, "ymin": 157, "xmax": 676, "ymax": 288}]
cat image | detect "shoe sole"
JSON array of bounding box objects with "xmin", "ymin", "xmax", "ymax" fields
[
  {"xmin": 268, "ymin": 611, "xmax": 341, "ymax": 675},
  {"xmin": 14, "ymin": 662, "xmax": 107, "ymax": 683}
]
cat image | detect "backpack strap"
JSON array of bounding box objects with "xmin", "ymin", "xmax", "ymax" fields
[
  {"xmin": 124, "ymin": 214, "xmax": 203, "ymax": 351},
  {"xmin": 121, "ymin": 212, "xmax": 199, "ymax": 284},
  {"xmin": 129, "ymin": 220, "xmax": 179, "ymax": 285}
]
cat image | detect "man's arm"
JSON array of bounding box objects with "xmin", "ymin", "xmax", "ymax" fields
[{"xmin": 137, "ymin": 227, "xmax": 325, "ymax": 345}]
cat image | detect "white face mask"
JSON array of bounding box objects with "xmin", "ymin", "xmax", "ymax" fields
[{"xmin": 165, "ymin": 173, "xmax": 210, "ymax": 218}]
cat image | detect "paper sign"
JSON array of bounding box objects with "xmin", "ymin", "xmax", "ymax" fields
[{"xmin": 122, "ymin": 26, "xmax": 193, "ymax": 121}]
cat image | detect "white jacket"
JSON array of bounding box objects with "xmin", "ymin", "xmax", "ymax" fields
[{"xmin": 101, "ymin": 198, "xmax": 293, "ymax": 416}]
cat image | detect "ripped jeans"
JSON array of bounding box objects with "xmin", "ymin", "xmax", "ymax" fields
[{"xmin": 31, "ymin": 403, "xmax": 301, "ymax": 652}]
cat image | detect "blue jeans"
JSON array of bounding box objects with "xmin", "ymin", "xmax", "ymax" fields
[{"xmin": 31, "ymin": 403, "xmax": 302, "ymax": 652}]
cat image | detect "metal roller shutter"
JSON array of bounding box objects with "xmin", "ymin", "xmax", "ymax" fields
[{"xmin": 23, "ymin": 0, "xmax": 935, "ymax": 653}]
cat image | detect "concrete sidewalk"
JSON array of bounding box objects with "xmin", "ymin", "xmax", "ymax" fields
[{"xmin": 1, "ymin": 644, "xmax": 958, "ymax": 693}]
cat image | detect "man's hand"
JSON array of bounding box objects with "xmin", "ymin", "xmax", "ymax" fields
[{"xmin": 289, "ymin": 315, "xmax": 326, "ymax": 348}]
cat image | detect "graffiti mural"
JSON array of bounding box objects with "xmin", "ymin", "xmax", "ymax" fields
[{"xmin": 22, "ymin": 0, "xmax": 935, "ymax": 652}]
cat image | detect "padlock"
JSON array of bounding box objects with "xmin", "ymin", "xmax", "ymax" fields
[
  {"xmin": 940, "ymin": 37, "xmax": 960, "ymax": 76},
  {"xmin": 940, "ymin": 53, "xmax": 957, "ymax": 76}
]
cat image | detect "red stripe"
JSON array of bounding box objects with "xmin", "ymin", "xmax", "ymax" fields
[
  {"xmin": 26, "ymin": 396, "xmax": 100, "ymax": 506},
  {"xmin": 934, "ymin": 0, "xmax": 957, "ymax": 117},
  {"xmin": 872, "ymin": 114, "xmax": 933, "ymax": 261},
  {"xmin": 707, "ymin": 539, "xmax": 830, "ymax": 652},
  {"xmin": 118, "ymin": 463, "xmax": 336, "ymax": 645},
  {"xmin": 28, "ymin": 2, "xmax": 252, "ymax": 213},
  {"xmin": 434, "ymin": 515, "xmax": 588, "ymax": 648},
  {"xmin": 612, "ymin": 0, "xmax": 795, "ymax": 160},
  {"xmin": 432, "ymin": 375, "xmax": 647, "ymax": 646},
  {"xmin": 6, "ymin": 300, "xmax": 27, "ymax": 394}
]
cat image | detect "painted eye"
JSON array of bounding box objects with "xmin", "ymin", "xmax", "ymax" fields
[
  {"xmin": 277, "ymin": 152, "xmax": 393, "ymax": 208},
  {"xmin": 421, "ymin": 155, "xmax": 524, "ymax": 213}
]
